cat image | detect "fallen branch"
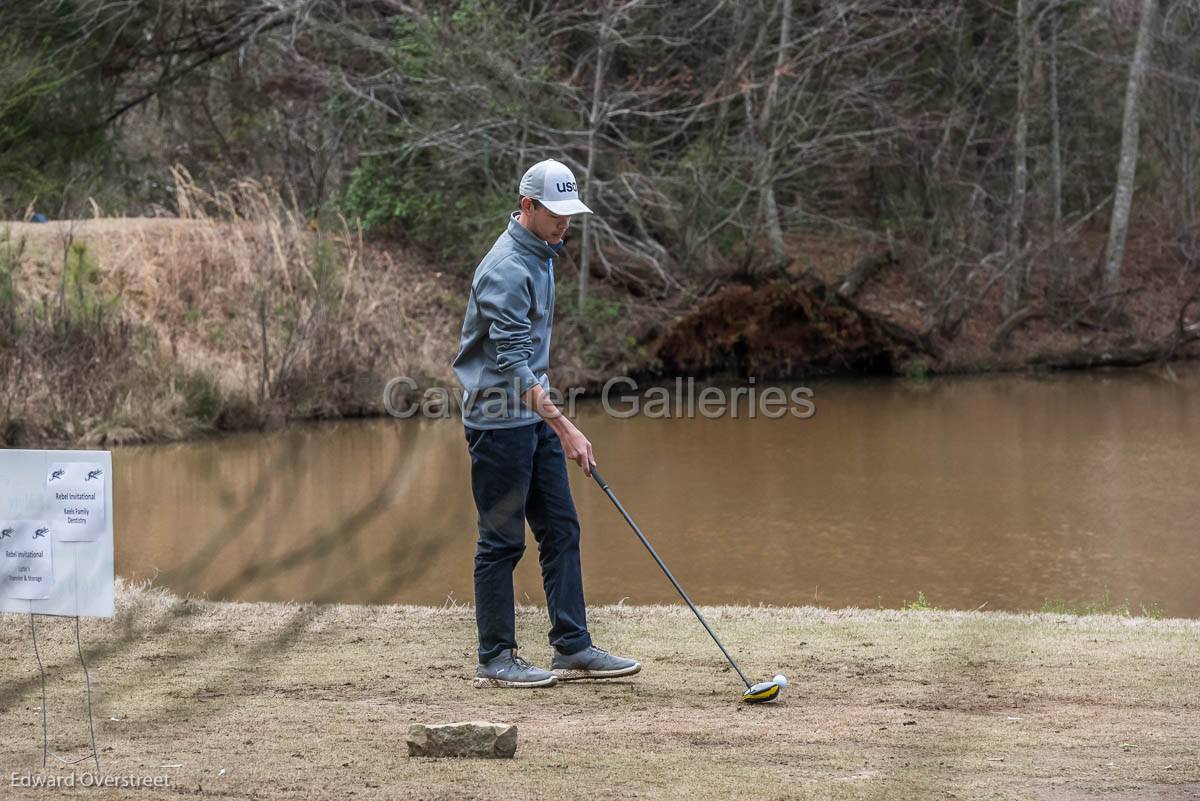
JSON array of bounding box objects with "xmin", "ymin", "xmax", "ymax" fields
[
  {"xmin": 1029, "ymin": 342, "xmax": 1196, "ymax": 370},
  {"xmin": 837, "ymin": 249, "xmax": 895, "ymax": 298},
  {"xmin": 990, "ymin": 305, "xmax": 1044, "ymax": 351},
  {"xmin": 1032, "ymin": 290, "xmax": 1200, "ymax": 369}
]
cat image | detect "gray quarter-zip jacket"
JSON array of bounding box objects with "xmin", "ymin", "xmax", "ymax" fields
[{"xmin": 453, "ymin": 213, "xmax": 559, "ymax": 429}]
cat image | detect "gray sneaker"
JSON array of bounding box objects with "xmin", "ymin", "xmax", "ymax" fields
[
  {"xmin": 473, "ymin": 649, "xmax": 558, "ymax": 689},
  {"xmin": 550, "ymin": 645, "xmax": 641, "ymax": 681}
]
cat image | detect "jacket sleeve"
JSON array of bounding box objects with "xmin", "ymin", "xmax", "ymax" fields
[{"xmin": 474, "ymin": 260, "xmax": 539, "ymax": 393}]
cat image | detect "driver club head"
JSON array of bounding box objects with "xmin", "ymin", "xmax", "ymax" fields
[{"xmin": 742, "ymin": 674, "xmax": 787, "ymax": 704}]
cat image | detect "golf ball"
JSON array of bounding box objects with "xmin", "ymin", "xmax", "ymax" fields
[{"xmin": 773, "ymin": 674, "xmax": 788, "ymax": 687}]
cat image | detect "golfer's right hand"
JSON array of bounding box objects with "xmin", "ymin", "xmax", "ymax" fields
[{"xmin": 559, "ymin": 424, "xmax": 595, "ymax": 477}]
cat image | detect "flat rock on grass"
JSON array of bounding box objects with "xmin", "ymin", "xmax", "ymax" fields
[{"xmin": 407, "ymin": 721, "xmax": 517, "ymax": 759}]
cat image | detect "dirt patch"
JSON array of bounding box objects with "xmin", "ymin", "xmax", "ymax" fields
[
  {"xmin": 0, "ymin": 584, "xmax": 1196, "ymax": 800},
  {"xmin": 675, "ymin": 225, "xmax": 1200, "ymax": 378},
  {"xmin": 1029, "ymin": 783, "xmax": 1200, "ymax": 800},
  {"xmin": 852, "ymin": 226, "xmax": 1200, "ymax": 373},
  {"xmin": 655, "ymin": 277, "xmax": 934, "ymax": 377}
]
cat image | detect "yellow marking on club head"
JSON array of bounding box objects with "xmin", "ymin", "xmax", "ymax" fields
[{"xmin": 742, "ymin": 683, "xmax": 781, "ymax": 703}]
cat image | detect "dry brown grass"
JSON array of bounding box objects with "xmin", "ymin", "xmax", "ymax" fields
[
  {"xmin": 0, "ymin": 175, "xmax": 667, "ymax": 448},
  {"xmin": 0, "ymin": 582, "xmax": 1197, "ymax": 800},
  {"xmin": 1, "ymin": 170, "xmax": 465, "ymax": 446}
]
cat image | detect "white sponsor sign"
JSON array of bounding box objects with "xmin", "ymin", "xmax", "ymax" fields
[
  {"xmin": 0, "ymin": 450, "xmax": 114, "ymax": 618},
  {"xmin": 46, "ymin": 462, "xmax": 106, "ymax": 541},
  {"xmin": 0, "ymin": 520, "xmax": 54, "ymax": 600}
]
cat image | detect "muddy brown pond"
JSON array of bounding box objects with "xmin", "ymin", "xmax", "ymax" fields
[{"xmin": 113, "ymin": 367, "xmax": 1200, "ymax": 616}]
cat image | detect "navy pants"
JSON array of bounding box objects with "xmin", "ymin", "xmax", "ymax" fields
[{"xmin": 466, "ymin": 421, "xmax": 592, "ymax": 664}]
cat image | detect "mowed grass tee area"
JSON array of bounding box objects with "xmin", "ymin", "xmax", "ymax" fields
[{"xmin": 1, "ymin": 583, "xmax": 1197, "ymax": 801}]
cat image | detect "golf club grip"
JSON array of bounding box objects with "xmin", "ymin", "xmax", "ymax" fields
[{"xmin": 589, "ymin": 464, "xmax": 608, "ymax": 489}]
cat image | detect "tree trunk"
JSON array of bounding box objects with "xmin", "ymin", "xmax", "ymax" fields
[
  {"xmin": 1048, "ymin": 14, "xmax": 1063, "ymax": 240},
  {"xmin": 1003, "ymin": 0, "xmax": 1031, "ymax": 317},
  {"xmin": 1103, "ymin": 0, "xmax": 1158, "ymax": 293},
  {"xmin": 578, "ymin": 2, "xmax": 612, "ymax": 308},
  {"xmin": 1189, "ymin": 103, "xmax": 1199, "ymax": 237},
  {"xmin": 837, "ymin": 249, "xmax": 894, "ymax": 298},
  {"xmin": 1158, "ymin": 1, "xmax": 1200, "ymax": 241},
  {"xmin": 756, "ymin": 0, "xmax": 791, "ymax": 268}
]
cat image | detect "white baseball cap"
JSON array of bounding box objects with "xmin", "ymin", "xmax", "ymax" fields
[{"xmin": 518, "ymin": 159, "xmax": 593, "ymax": 216}]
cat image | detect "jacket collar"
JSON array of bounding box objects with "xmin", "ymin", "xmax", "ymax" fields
[{"xmin": 506, "ymin": 212, "xmax": 559, "ymax": 262}]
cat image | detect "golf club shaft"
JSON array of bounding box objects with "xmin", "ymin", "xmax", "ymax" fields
[{"xmin": 590, "ymin": 466, "xmax": 752, "ymax": 689}]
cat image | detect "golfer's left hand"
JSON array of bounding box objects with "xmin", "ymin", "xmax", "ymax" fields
[{"xmin": 559, "ymin": 423, "xmax": 595, "ymax": 476}]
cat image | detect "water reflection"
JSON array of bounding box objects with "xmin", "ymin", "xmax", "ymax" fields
[{"xmin": 113, "ymin": 367, "xmax": 1200, "ymax": 616}]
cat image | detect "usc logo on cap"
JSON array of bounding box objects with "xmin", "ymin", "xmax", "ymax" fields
[{"xmin": 519, "ymin": 159, "xmax": 595, "ymax": 215}]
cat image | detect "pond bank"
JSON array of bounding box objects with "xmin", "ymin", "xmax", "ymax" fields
[
  {"xmin": 1, "ymin": 582, "xmax": 1197, "ymax": 800},
  {"xmin": 2, "ymin": 218, "xmax": 1197, "ymax": 449}
]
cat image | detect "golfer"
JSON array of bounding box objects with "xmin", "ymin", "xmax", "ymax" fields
[{"xmin": 453, "ymin": 159, "xmax": 640, "ymax": 688}]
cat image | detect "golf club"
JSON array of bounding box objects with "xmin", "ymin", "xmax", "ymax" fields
[{"xmin": 590, "ymin": 465, "xmax": 786, "ymax": 704}]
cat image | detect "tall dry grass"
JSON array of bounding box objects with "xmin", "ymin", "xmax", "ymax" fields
[
  {"xmin": 166, "ymin": 166, "xmax": 384, "ymax": 418},
  {"xmin": 0, "ymin": 220, "xmax": 154, "ymax": 445},
  {"xmin": 0, "ymin": 167, "xmax": 464, "ymax": 447}
]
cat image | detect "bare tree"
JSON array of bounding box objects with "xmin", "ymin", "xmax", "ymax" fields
[
  {"xmin": 1148, "ymin": 0, "xmax": 1200, "ymax": 251},
  {"xmin": 751, "ymin": 0, "xmax": 793, "ymax": 268},
  {"xmin": 1047, "ymin": 9, "xmax": 1064, "ymax": 241},
  {"xmin": 1003, "ymin": 0, "xmax": 1032, "ymax": 317},
  {"xmin": 578, "ymin": 1, "xmax": 615, "ymax": 307},
  {"xmin": 1103, "ymin": 0, "xmax": 1159, "ymax": 293}
]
